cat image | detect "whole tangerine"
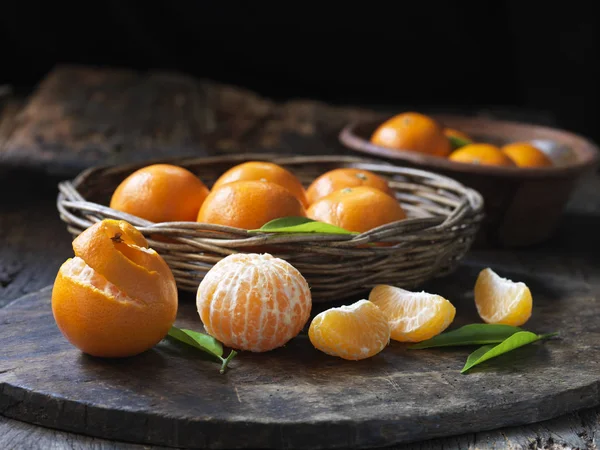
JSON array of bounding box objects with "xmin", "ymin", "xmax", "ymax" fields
[
  {"xmin": 448, "ymin": 143, "xmax": 516, "ymax": 167},
  {"xmin": 444, "ymin": 128, "xmax": 473, "ymax": 142},
  {"xmin": 212, "ymin": 161, "xmax": 309, "ymax": 208},
  {"xmin": 196, "ymin": 253, "xmax": 312, "ymax": 352},
  {"xmin": 197, "ymin": 180, "xmax": 307, "ymax": 230},
  {"xmin": 501, "ymin": 142, "xmax": 553, "ymax": 168},
  {"xmin": 110, "ymin": 164, "xmax": 210, "ymax": 223},
  {"xmin": 307, "ymin": 186, "xmax": 406, "ymax": 233},
  {"xmin": 51, "ymin": 219, "xmax": 178, "ymax": 358},
  {"xmin": 370, "ymin": 112, "xmax": 452, "ymax": 157},
  {"xmin": 306, "ymin": 168, "xmax": 394, "ymax": 205}
]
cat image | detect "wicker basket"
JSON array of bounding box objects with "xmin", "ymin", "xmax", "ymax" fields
[{"xmin": 57, "ymin": 154, "xmax": 484, "ymax": 303}]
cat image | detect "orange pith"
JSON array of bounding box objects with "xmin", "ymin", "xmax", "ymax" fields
[
  {"xmin": 197, "ymin": 180, "xmax": 307, "ymax": 230},
  {"xmin": 474, "ymin": 268, "xmax": 532, "ymax": 327},
  {"xmin": 501, "ymin": 142, "xmax": 553, "ymax": 168},
  {"xmin": 448, "ymin": 143, "xmax": 516, "ymax": 167},
  {"xmin": 370, "ymin": 112, "xmax": 452, "ymax": 157},
  {"xmin": 369, "ymin": 285, "xmax": 456, "ymax": 342},
  {"xmin": 306, "ymin": 186, "xmax": 406, "ymax": 233},
  {"xmin": 196, "ymin": 253, "xmax": 312, "ymax": 352},
  {"xmin": 308, "ymin": 299, "xmax": 390, "ymax": 360},
  {"xmin": 51, "ymin": 219, "xmax": 178, "ymax": 358},
  {"xmin": 306, "ymin": 168, "xmax": 395, "ymax": 204},
  {"xmin": 212, "ymin": 161, "xmax": 309, "ymax": 208},
  {"xmin": 110, "ymin": 164, "xmax": 209, "ymax": 223}
]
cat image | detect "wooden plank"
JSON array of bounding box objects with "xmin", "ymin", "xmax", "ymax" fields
[{"xmin": 1, "ymin": 259, "xmax": 599, "ymax": 449}]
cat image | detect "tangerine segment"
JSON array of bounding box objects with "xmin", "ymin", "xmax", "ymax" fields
[
  {"xmin": 474, "ymin": 268, "xmax": 532, "ymax": 326},
  {"xmin": 308, "ymin": 299, "xmax": 390, "ymax": 360},
  {"xmin": 196, "ymin": 253, "xmax": 312, "ymax": 352},
  {"xmin": 306, "ymin": 168, "xmax": 394, "ymax": 204},
  {"xmin": 501, "ymin": 142, "xmax": 553, "ymax": 168},
  {"xmin": 306, "ymin": 186, "xmax": 406, "ymax": 233},
  {"xmin": 212, "ymin": 161, "xmax": 309, "ymax": 208},
  {"xmin": 110, "ymin": 164, "xmax": 210, "ymax": 223},
  {"xmin": 72, "ymin": 219, "xmax": 176, "ymax": 304},
  {"xmin": 197, "ymin": 180, "xmax": 307, "ymax": 230},
  {"xmin": 369, "ymin": 285, "xmax": 456, "ymax": 342},
  {"xmin": 448, "ymin": 144, "xmax": 516, "ymax": 167}
]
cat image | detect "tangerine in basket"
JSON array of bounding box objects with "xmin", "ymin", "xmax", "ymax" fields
[
  {"xmin": 196, "ymin": 253, "xmax": 312, "ymax": 352},
  {"xmin": 197, "ymin": 180, "xmax": 306, "ymax": 229},
  {"xmin": 308, "ymin": 299, "xmax": 390, "ymax": 360},
  {"xmin": 474, "ymin": 267, "xmax": 532, "ymax": 327},
  {"xmin": 306, "ymin": 186, "xmax": 406, "ymax": 233},
  {"xmin": 501, "ymin": 142, "xmax": 553, "ymax": 168},
  {"xmin": 212, "ymin": 161, "xmax": 309, "ymax": 208},
  {"xmin": 370, "ymin": 112, "xmax": 452, "ymax": 157},
  {"xmin": 51, "ymin": 219, "xmax": 178, "ymax": 357},
  {"xmin": 369, "ymin": 285, "xmax": 455, "ymax": 342},
  {"xmin": 448, "ymin": 143, "xmax": 516, "ymax": 167},
  {"xmin": 110, "ymin": 164, "xmax": 210, "ymax": 223},
  {"xmin": 306, "ymin": 168, "xmax": 394, "ymax": 205}
]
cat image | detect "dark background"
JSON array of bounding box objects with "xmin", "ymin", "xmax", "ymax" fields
[{"xmin": 2, "ymin": 1, "xmax": 599, "ymax": 142}]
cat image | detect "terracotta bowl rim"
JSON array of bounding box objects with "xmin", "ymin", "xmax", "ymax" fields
[{"xmin": 339, "ymin": 115, "xmax": 600, "ymax": 179}]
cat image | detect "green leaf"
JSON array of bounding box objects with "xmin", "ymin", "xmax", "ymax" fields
[
  {"xmin": 408, "ymin": 324, "xmax": 524, "ymax": 349},
  {"xmin": 461, "ymin": 331, "xmax": 559, "ymax": 373},
  {"xmin": 448, "ymin": 135, "xmax": 472, "ymax": 150},
  {"xmin": 249, "ymin": 217, "xmax": 357, "ymax": 235},
  {"xmin": 167, "ymin": 326, "xmax": 237, "ymax": 374}
]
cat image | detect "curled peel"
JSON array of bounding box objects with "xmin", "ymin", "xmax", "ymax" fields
[{"xmin": 72, "ymin": 219, "xmax": 176, "ymax": 305}]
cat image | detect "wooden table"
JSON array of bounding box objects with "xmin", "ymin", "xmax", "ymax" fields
[{"xmin": 1, "ymin": 66, "xmax": 599, "ymax": 449}]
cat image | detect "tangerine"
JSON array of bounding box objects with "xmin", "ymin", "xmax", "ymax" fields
[
  {"xmin": 196, "ymin": 253, "xmax": 312, "ymax": 352},
  {"xmin": 369, "ymin": 285, "xmax": 455, "ymax": 342},
  {"xmin": 306, "ymin": 168, "xmax": 394, "ymax": 205},
  {"xmin": 444, "ymin": 128, "xmax": 472, "ymax": 142},
  {"xmin": 212, "ymin": 161, "xmax": 309, "ymax": 208},
  {"xmin": 197, "ymin": 180, "xmax": 307, "ymax": 229},
  {"xmin": 370, "ymin": 112, "xmax": 452, "ymax": 157},
  {"xmin": 110, "ymin": 164, "xmax": 209, "ymax": 223},
  {"xmin": 51, "ymin": 219, "xmax": 178, "ymax": 357},
  {"xmin": 308, "ymin": 299, "xmax": 390, "ymax": 360},
  {"xmin": 306, "ymin": 186, "xmax": 406, "ymax": 233},
  {"xmin": 501, "ymin": 142, "xmax": 553, "ymax": 168},
  {"xmin": 448, "ymin": 143, "xmax": 516, "ymax": 167}
]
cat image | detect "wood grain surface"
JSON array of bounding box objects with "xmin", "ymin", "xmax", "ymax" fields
[{"xmin": 1, "ymin": 248, "xmax": 599, "ymax": 449}]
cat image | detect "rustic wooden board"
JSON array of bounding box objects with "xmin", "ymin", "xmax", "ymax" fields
[{"xmin": 1, "ymin": 262, "xmax": 599, "ymax": 450}]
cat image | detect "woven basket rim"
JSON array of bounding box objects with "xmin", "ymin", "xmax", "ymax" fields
[{"xmin": 57, "ymin": 153, "xmax": 485, "ymax": 240}]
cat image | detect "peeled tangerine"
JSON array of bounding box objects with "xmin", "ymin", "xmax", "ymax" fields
[
  {"xmin": 51, "ymin": 219, "xmax": 178, "ymax": 358},
  {"xmin": 309, "ymin": 300, "xmax": 391, "ymax": 360},
  {"xmin": 196, "ymin": 253, "xmax": 312, "ymax": 352},
  {"xmin": 474, "ymin": 268, "xmax": 532, "ymax": 327},
  {"xmin": 369, "ymin": 285, "xmax": 456, "ymax": 342}
]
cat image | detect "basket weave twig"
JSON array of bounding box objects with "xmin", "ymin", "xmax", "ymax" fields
[{"xmin": 57, "ymin": 154, "xmax": 484, "ymax": 302}]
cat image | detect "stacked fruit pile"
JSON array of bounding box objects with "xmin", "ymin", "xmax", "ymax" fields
[
  {"xmin": 108, "ymin": 160, "xmax": 407, "ymax": 233},
  {"xmin": 371, "ymin": 112, "xmax": 554, "ymax": 168}
]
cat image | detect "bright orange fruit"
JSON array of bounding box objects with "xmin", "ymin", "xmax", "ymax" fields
[
  {"xmin": 370, "ymin": 112, "xmax": 452, "ymax": 157},
  {"xmin": 306, "ymin": 186, "xmax": 406, "ymax": 233},
  {"xmin": 110, "ymin": 164, "xmax": 209, "ymax": 223},
  {"xmin": 501, "ymin": 142, "xmax": 553, "ymax": 168},
  {"xmin": 308, "ymin": 299, "xmax": 390, "ymax": 360},
  {"xmin": 212, "ymin": 161, "xmax": 309, "ymax": 208},
  {"xmin": 306, "ymin": 168, "xmax": 394, "ymax": 205},
  {"xmin": 369, "ymin": 285, "xmax": 456, "ymax": 342},
  {"xmin": 196, "ymin": 253, "xmax": 312, "ymax": 352},
  {"xmin": 474, "ymin": 268, "xmax": 532, "ymax": 327},
  {"xmin": 197, "ymin": 180, "xmax": 307, "ymax": 229},
  {"xmin": 448, "ymin": 143, "xmax": 516, "ymax": 167},
  {"xmin": 51, "ymin": 219, "xmax": 178, "ymax": 357}
]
